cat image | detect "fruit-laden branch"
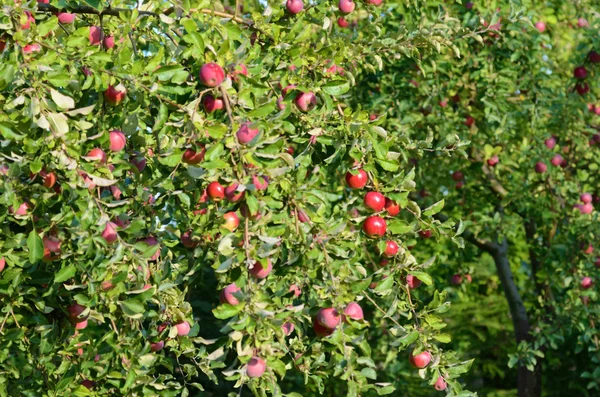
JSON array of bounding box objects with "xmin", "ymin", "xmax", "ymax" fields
[{"xmin": 36, "ymin": 4, "xmax": 251, "ymax": 26}]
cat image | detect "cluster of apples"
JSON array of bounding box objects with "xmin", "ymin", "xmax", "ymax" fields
[
  {"xmin": 313, "ymin": 303, "xmax": 364, "ymax": 337},
  {"xmin": 574, "ymin": 193, "xmax": 595, "ymax": 215},
  {"xmin": 409, "ymin": 350, "xmax": 447, "ymax": 391}
]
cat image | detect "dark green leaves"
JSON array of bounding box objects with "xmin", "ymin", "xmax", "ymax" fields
[{"xmin": 27, "ymin": 232, "xmax": 44, "ymax": 263}]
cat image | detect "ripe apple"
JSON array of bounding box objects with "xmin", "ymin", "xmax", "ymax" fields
[
  {"xmin": 21, "ymin": 11, "xmax": 35, "ymax": 30},
  {"xmin": 451, "ymin": 171, "xmax": 464, "ymax": 181},
  {"xmin": 81, "ymin": 380, "xmax": 95, "ymax": 389},
  {"xmin": 57, "ymin": 13, "xmax": 75, "ymax": 24},
  {"xmin": 297, "ymin": 209, "xmax": 310, "ymax": 223},
  {"xmin": 465, "ymin": 1, "xmax": 473, "ymax": 9},
  {"xmin": 367, "ymin": 0, "xmax": 383, "ymax": 5},
  {"xmin": 101, "ymin": 222, "xmax": 118, "ymax": 243},
  {"xmin": 409, "ymin": 351, "xmax": 431, "ymax": 368},
  {"xmin": 89, "ymin": 26, "xmax": 103, "ymax": 45},
  {"xmin": 383, "ymin": 240, "xmax": 399, "ymax": 257},
  {"xmin": 68, "ymin": 303, "xmax": 88, "ymax": 322},
  {"xmin": 295, "ymin": 92, "xmax": 317, "ymax": 112},
  {"xmin": 317, "ymin": 308, "xmax": 341, "ymax": 329},
  {"xmin": 487, "ymin": 155, "xmax": 499, "ymax": 167},
  {"xmin": 534, "ymin": 21, "xmax": 546, "ymax": 32},
  {"xmin": 42, "ymin": 171, "xmax": 57, "ymax": 188},
  {"xmin": 75, "ymin": 319, "xmax": 88, "ymax": 329},
  {"xmin": 364, "ymin": 191, "xmax": 386, "ymax": 212},
  {"xmin": 249, "ymin": 259, "xmax": 272, "ymax": 279},
  {"xmin": 23, "ymin": 44, "xmax": 41, "ymax": 54},
  {"xmin": 14, "ymin": 202, "xmax": 32, "ymax": 216},
  {"xmin": 181, "ymin": 230, "xmax": 198, "ymax": 248},
  {"xmin": 103, "ymin": 36, "xmax": 114, "ymax": 49},
  {"xmin": 464, "ymin": 116, "xmax": 474, "ymax": 127},
  {"xmin": 199, "ymin": 63, "xmax": 225, "ymax": 87},
  {"xmin": 589, "ymin": 50, "xmax": 600, "ymax": 63},
  {"xmin": 384, "ymin": 198, "xmax": 400, "ymax": 216},
  {"xmin": 550, "ymin": 154, "xmax": 563, "ymax": 167},
  {"xmin": 86, "ymin": 148, "xmax": 107, "ymax": 164},
  {"xmin": 363, "ymin": 216, "xmax": 386, "ymax": 237},
  {"xmin": 207, "ymin": 181, "xmax": 225, "ymax": 201},
  {"xmin": 220, "ymin": 283, "xmax": 241, "ymax": 305},
  {"xmin": 289, "ymin": 284, "xmax": 301, "ymax": 297},
  {"xmin": 451, "ymin": 274, "xmax": 462, "ymax": 285},
  {"xmin": 434, "ymin": 376, "xmax": 447, "ymax": 391},
  {"xmin": 202, "ymin": 95, "xmax": 224, "ymax": 113},
  {"xmin": 43, "ymin": 236, "xmax": 61, "ymax": 256},
  {"xmin": 286, "ymin": 0, "xmax": 303, "ymax": 14},
  {"xmin": 338, "ymin": 0, "xmax": 355, "ymax": 14},
  {"xmin": 247, "ymin": 356, "xmax": 267, "ymax": 378},
  {"xmin": 175, "ymin": 321, "xmax": 191, "ymax": 336},
  {"xmin": 223, "ymin": 212, "xmax": 240, "ymax": 232},
  {"xmin": 280, "ymin": 322, "xmax": 294, "ymax": 337},
  {"xmin": 229, "ymin": 63, "xmax": 248, "ymax": 83},
  {"xmin": 582, "ymin": 243, "xmax": 593, "ymax": 255},
  {"xmin": 420, "ymin": 230, "xmax": 432, "ymax": 239},
  {"xmin": 225, "ymin": 183, "xmax": 245, "ymax": 202},
  {"xmin": 544, "ymin": 137, "xmax": 556, "ymax": 149},
  {"xmin": 406, "ymin": 274, "xmax": 422, "ymax": 289},
  {"xmin": 182, "ymin": 146, "xmax": 206, "ymax": 165},
  {"xmin": 580, "ymin": 203, "xmax": 593, "ymax": 214},
  {"xmin": 581, "ymin": 193, "xmax": 592, "ymax": 204},
  {"xmin": 577, "ymin": 18, "xmax": 588, "ymax": 28},
  {"xmin": 574, "ymin": 66, "xmax": 588, "ymax": 79},
  {"xmin": 575, "ymin": 82, "xmax": 589, "ymax": 96},
  {"xmin": 344, "ymin": 302, "xmax": 364, "ymax": 321},
  {"xmin": 104, "ymin": 85, "xmax": 126, "ymax": 105},
  {"xmin": 313, "ymin": 320, "xmax": 334, "ymax": 337},
  {"xmin": 236, "ymin": 122, "xmax": 259, "ymax": 144},
  {"xmin": 131, "ymin": 155, "xmax": 146, "ymax": 172},
  {"xmin": 337, "ymin": 17, "xmax": 349, "ymax": 28},
  {"xmin": 109, "ymin": 130, "xmax": 126, "ymax": 152},
  {"xmin": 0, "ymin": 257, "xmax": 5, "ymax": 272},
  {"xmin": 150, "ymin": 341, "xmax": 164, "ymax": 351},
  {"xmin": 581, "ymin": 277, "xmax": 593, "ymax": 289},
  {"xmin": 345, "ymin": 169, "xmax": 368, "ymax": 189},
  {"xmin": 252, "ymin": 175, "xmax": 269, "ymax": 190},
  {"xmin": 534, "ymin": 162, "xmax": 547, "ymax": 173}
]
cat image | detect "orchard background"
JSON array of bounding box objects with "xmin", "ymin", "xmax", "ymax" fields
[{"xmin": 0, "ymin": 0, "xmax": 598, "ymax": 396}]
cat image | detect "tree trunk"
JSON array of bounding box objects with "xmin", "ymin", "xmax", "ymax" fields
[{"xmin": 491, "ymin": 238, "xmax": 541, "ymax": 397}]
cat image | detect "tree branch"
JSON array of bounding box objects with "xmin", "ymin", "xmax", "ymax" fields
[{"xmin": 435, "ymin": 213, "xmax": 497, "ymax": 253}]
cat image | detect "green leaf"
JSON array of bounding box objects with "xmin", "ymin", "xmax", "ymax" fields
[
  {"xmin": 28, "ymin": 231, "xmax": 44, "ymax": 263},
  {"xmin": 361, "ymin": 367, "xmax": 377, "ymax": 380},
  {"xmin": 422, "ymin": 199, "xmax": 444, "ymax": 217},
  {"xmin": 434, "ymin": 333, "xmax": 452, "ymax": 343},
  {"xmin": 119, "ymin": 298, "xmax": 145, "ymax": 318},
  {"xmin": 50, "ymin": 89, "xmax": 75, "ymax": 110},
  {"xmin": 157, "ymin": 152, "xmax": 182, "ymax": 167},
  {"xmin": 0, "ymin": 122, "xmax": 24, "ymax": 140},
  {"xmin": 213, "ymin": 303, "xmax": 243, "ymax": 319},
  {"xmin": 411, "ymin": 271, "xmax": 432, "ymax": 286},
  {"xmin": 321, "ymin": 80, "xmax": 350, "ymax": 96},
  {"xmin": 248, "ymin": 101, "xmax": 276, "ymax": 118},
  {"xmin": 54, "ymin": 265, "xmax": 77, "ymax": 283}
]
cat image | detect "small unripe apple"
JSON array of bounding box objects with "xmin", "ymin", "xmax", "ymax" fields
[
  {"xmin": 574, "ymin": 66, "xmax": 588, "ymax": 80},
  {"xmin": 294, "ymin": 92, "xmax": 317, "ymax": 112},
  {"xmin": 220, "ymin": 283, "xmax": 241, "ymax": 305},
  {"xmin": 337, "ymin": 17, "xmax": 349, "ymax": 28},
  {"xmin": 282, "ymin": 322, "xmax": 295, "ymax": 336},
  {"xmin": 434, "ymin": 376, "xmax": 447, "ymax": 391},
  {"xmin": 313, "ymin": 320, "xmax": 334, "ymax": 337},
  {"xmin": 202, "ymin": 95, "xmax": 223, "ymax": 113},
  {"xmin": 544, "ymin": 137, "xmax": 556, "ymax": 149},
  {"xmin": 581, "ymin": 277, "xmax": 593, "ymax": 289},
  {"xmin": 289, "ymin": 284, "xmax": 301, "ymax": 297},
  {"xmin": 345, "ymin": 169, "xmax": 368, "ymax": 189},
  {"xmin": 363, "ymin": 216, "xmax": 386, "ymax": 237},
  {"xmin": 534, "ymin": 21, "xmax": 546, "ymax": 33},
  {"xmin": 249, "ymin": 259, "xmax": 272, "ymax": 279},
  {"xmin": 104, "ymin": 85, "xmax": 127, "ymax": 105},
  {"xmin": 581, "ymin": 193, "xmax": 592, "ymax": 204},
  {"xmin": 89, "ymin": 26, "xmax": 103, "ymax": 45},
  {"xmin": 406, "ymin": 274, "xmax": 422, "ymax": 289},
  {"xmin": 175, "ymin": 321, "xmax": 191, "ymax": 336},
  {"xmin": 383, "ymin": 240, "xmax": 399, "ymax": 257},
  {"xmin": 317, "ymin": 308, "xmax": 341, "ymax": 329},
  {"xmin": 247, "ymin": 356, "xmax": 267, "ymax": 378},
  {"xmin": 550, "ymin": 154, "xmax": 563, "ymax": 167},
  {"xmin": 182, "ymin": 146, "xmax": 206, "ymax": 165},
  {"xmin": 409, "ymin": 351, "xmax": 431, "ymax": 368},
  {"xmin": 236, "ymin": 123, "xmax": 260, "ymax": 144},
  {"xmin": 451, "ymin": 171, "xmax": 464, "ymax": 181},
  {"xmin": 487, "ymin": 155, "xmax": 499, "ymax": 167},
  {"xmin": 207, "ymin": 181, "xmax": 225, "ymax": 201},
  {"xmin": 384, "ymin": 198, "xmax": 400, "ymax": 216},
  {"xmin": 101, "ymin": 222, "xmax": 118, "ymax": 243},
  {"xmin": 286, "ymin": 0, "xmax": 304, "ymax": 14},
  {"xmin": 338, "ymin": 0, "xmax": 355, "ymax": 14},
  {"xmin": 223, "ymin": 211, "xmax": 240, "ymax": 232},
  {"xmin": 199, "ymin": 63, "xmax": 225, "ymax": 87},
  {"xmin": 344, "ymin": 302, "xmax": 364, "ymax": 321},
  {"xmin": 364, "ymin": 191, "xmax": 386, "ymax": 212},
  {"xmin": 57, "ymin": 13, "xmax": 75, "ymax": 24},
  {"xmin": 109, "ymin": 130, "xmax": 126, "ymax": 152},
  {"xmin": 534, "ymin": 162, "xmax": 547, "ymax": 173}
]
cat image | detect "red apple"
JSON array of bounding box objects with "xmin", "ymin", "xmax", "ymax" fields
[
  {"xmin": 225, "ymin": 183, "xmax": 245, "ymax": 202},
  {"xmin": 589, "ymin": 50, "xmax": 600, "ymax": 63},
  {"xmin": 420, "ymin": 230, "xmax": 432, "ymax": 239},
  {"xmin": 580, "ymin": 203, "xmax": 593, "ymax": 214},
  {"xmin": 108, "ymin": 130, "xmax": 126, "ymax": 152},
  {"xmin": 21, "ymin": 11, "xmax": 35, "ymax": 30},
  {"xmin": 182, "ymin": 146, "xmax": 206, "ymax": 165},
  {"xmin": 367, "ymin": 0, "xmax": 383, "ymax": 5},
  {"xmin": 545, "ymin": 137, "xmax": 556, "ymax": 149},
  {"xmin": 535, "ymin": 162, "xmax": 547, "ymax": 173},
  {"xmin": 338, "ymin": 0, "xmax": 355, "ymax": 14},
  {"xmin": 14, "ymin": 202, "xmax": 32, "ymax": 216},
  {"xmin": 581, "ymin": 193, "xmax": 592, "ymax": 204},
  {"xmin": 68, "ymin": 303, "xmax": 88, "ymax": 322},
  {"xmin": 104, "ymin": 85, "xmax": 126, "ymax": 105},
  {"xmin": 43, "ymin": 236, "xmax": 61, "ymax": 254},
  {"xmin": 317, "ymin": 308, "xmax": 341, "ymax": 329},
  {"xmin": 314, "ymin": 320, "xmax": 334, "ymax": 336},
  {"xmin": 229, "ymin": 63, "xmax": 248, "ymax": 82},
  {"xmin": 363, "ymin": 216, "xmax": 386, "ymax": 237},
  {"xmin": 86, "ymin": 148, "xmax": 107, "ymax": 164},
  {"xmin": 574, "ymin": 66, "xmax": 588, "ymax": 80},
  {"xmin": 487, "ymin": 155, "xmax": 499, "ymax": 167},
  {"xmin": 550, "ymin": 154, "xmax": 563, "ymax": 167},
  {"xmin": 247, "ymin": 356, "xmax": 267, "ymax": 378},
  {"xmin": 576, "ymin": 82, "xmax": 589, "ymax": 96},
  {"xmin": 103, "ymin": 36, "xmax": 114, "ymax": 49},
  {"xmin": 220, "ymin": 283, "xmax": 241, "ymax": 305},
  {"xmin": 577, "ymin": 18, "xmax": 588, "ymax": 28},
  {"xmin": 131, "ymin": 156, "xmax": 146, "ymax": 172},
  {"xmin": 295, "ymin": 92, "xmax": 317, "ymax": 112},
  {"xmin": 150, "ymin": 341, "xmax": 164, "ymax": 351},
  {"xmin": 451, "ymin": 171, "xmax": 464, "ymax": 181},
  {"xmin": 236, "ymin": 122, "xmax": 259, "ymax": 144},
  {"xmin": 23, "ymin": 44, "xmax": 41, "ymax": 54},
  {"xmin": 384, "ymin": 198, "xmax": 400, "ymax": 216},
  {"xmin": 464, "ymin": 116, "xmax": 474, "ymax": 127},
  {"xmin": 297, "ymin": 209, "xmax": 310, "ymax": 223},
  {"xmin": 75, "ymin": 319, "xmax": 88, "ymax": 329},
  {"xmin": 364, "ymin": 191, "xmax": 386, "ymax": 212},
  {"xmin": 249, "ymin": 259, "xmax": 272, "ymax": 279},
  {"xmin": 207, "ymin": 181, "xmax": 225, "ymax": 201},
  {"xmin": 181, "ymin": 230, "xmax": 198, "ymax": 248},
  {"xmin": 141, "ymin": 237, "xmax": 160, "ymax": 261},
  {"xmin": 175, "ymin": 321, "xmax": 191, "ymax": 336},
  {"xmin": 286, "ymin": 0, "xmax": 304, "ymax": 14},
  {"xmin": 337, "ymin": 17, "xmax": 349, "ymax": 28},
  {"xmin": 406, "ymin": 274, "xmax": 422, "ymax": 289},
  {"xmin": 409, "ymin": 351, "xmax": 431, "ymax": 368},
  {"xmin": 42, "ymin": 171, "xmax": 57, "ymax": 188},
  {"xmin": 89, "ymin": 26, "xmax": 102, "ymax": 45},
  {"xmin": 344, "ymin": 302, "xmax": 364, "ymax": 321},
  {"xmin": 199, "ymin": 63, "xmax": 225, "ymax": 87},
  {"xmin": 434, "ymin": 376, "xmax": 447, "ymax": 391},
  {"xmin": 101, "ymin": 222, "xmax": 118, "ymax": 243},
  {"xmin": 345, "ymin": 169, "xmax": 368, "ymax": 189},
  {"xmin": 451, "ymin": 274, "xmax": 462, "ymax": 285},
  {"xmin": 57, "ymin": 13, "xmax": 75, "ymax": 24},
  {"xmin": 202, "ymin": 95, "xmax": 223, "ymax": 113},
  {"xmin": 289, "ymin": 284, "xmax": 301, "ymax": 297},
  {"xmin": 581, "ymin": 277, "xmax": 593, "ymax": 289},
  {"xmin": 0, "ymin": 257, "xmax": 5, "ymax": 272},
  {"xmin": 281, "ymin": 322, "xmax": 295, "ymax": 336},
  {"xmin": 383, "ymin": 240, "xmax": 399, "ymax": 257},
  {"xmin": 252, "ymin": 175, "xmax": 269, "ymax": 190},
  {"xmin": 223, "ymin": 211, "xmax": 240, "ymax": 232},
  {"xmin": 534, "ymin": 21, "xmax": 546, "ymax": 32}
]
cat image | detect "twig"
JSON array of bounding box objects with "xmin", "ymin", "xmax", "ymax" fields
[
  {"xmin": 220, "ymin": 85, "xmax": 235, "ymax": 126},
  {"xmin": 364, "ymin": 294, "xmax": 403, "ymax": 329}
]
